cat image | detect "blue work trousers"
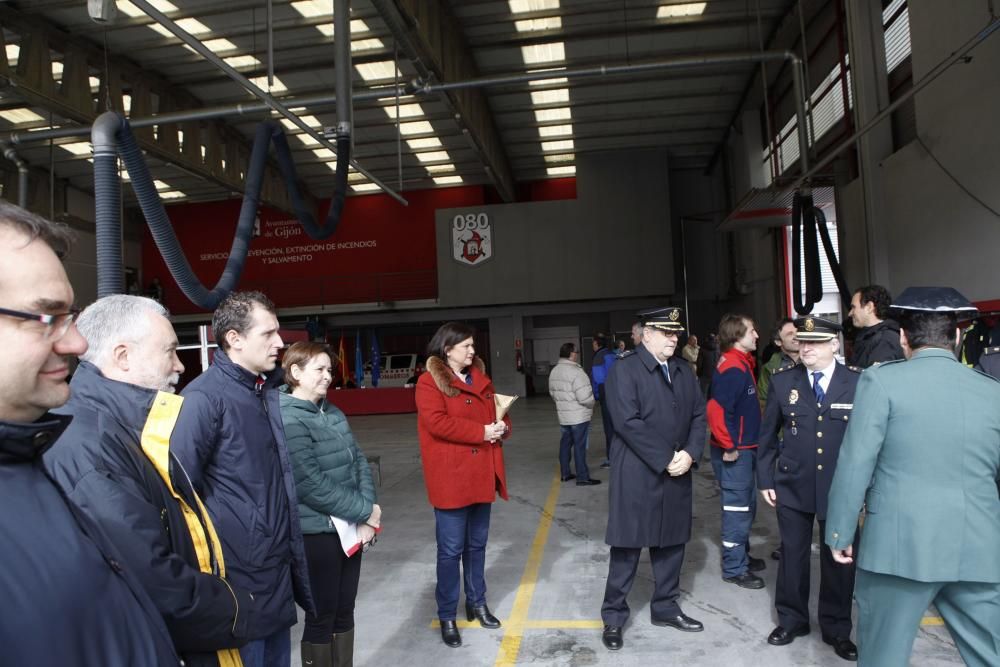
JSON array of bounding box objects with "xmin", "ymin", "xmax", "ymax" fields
[
  {"xmin": 559, "ymin": 422, "xmax": 591, "ymax": 480},
  {"xmin": 710, "ymin": 446, "xmax": 758, "ymax": 578},
  {"xmin": 239, "ymin": 627, "xmax": 291, "ymax": 667},
  {"xmin": 434, "ymin": 503, "xmax": 492, "ymax": 620}
]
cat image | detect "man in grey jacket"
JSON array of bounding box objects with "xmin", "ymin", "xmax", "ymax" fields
[{"xmin": 548, "ymin": 342, "xmax": 600, "ymax": 486}]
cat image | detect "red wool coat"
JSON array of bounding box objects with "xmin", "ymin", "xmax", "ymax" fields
[{"xmin": 416, "ymin": 356, "xmax": 511, "ymax": 509}]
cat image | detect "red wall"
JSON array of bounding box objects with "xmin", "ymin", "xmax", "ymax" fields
[{"xmin": 143, "ymin": 180, "xmax": 576, "ymax": 314}]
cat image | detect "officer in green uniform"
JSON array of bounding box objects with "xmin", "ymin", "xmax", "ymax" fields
[{"xmin": 825, "ymin": 287, "xmax": 1000, "ymax": 667}]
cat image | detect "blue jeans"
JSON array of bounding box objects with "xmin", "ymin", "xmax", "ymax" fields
[
  {"xmin": 559, "ymin": 422, "xmax": 591, "ymax": 480},
  {"xmin": 710, "ymin": 447, "xmax": 758, "ymax": 578},
  {"xmin": 434, "ymin": 503, "xmax": 492, "ymax": 620},
  {"xmin": 239, "ymin": 627, "xmax": 291, "ymax": 667}
]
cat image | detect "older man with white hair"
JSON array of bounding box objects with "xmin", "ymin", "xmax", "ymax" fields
[{"xmin": 45, "ymin": 294, "xmax": 257, "ymax": 667}]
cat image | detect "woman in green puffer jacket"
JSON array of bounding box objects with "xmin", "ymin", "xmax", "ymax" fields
[{"xmin": 279, "ymin": 342, "xmax": 380, "ymax": 667}]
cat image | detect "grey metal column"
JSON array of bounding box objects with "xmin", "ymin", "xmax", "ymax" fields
[{"xmin": 845, "ymin": 0, "xmax": 893, "ymax": 286}]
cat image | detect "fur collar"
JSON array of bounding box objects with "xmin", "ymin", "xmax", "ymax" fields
[{"xmin": 426, "ymin": 355, "xmax": 487, "ymax": 398}]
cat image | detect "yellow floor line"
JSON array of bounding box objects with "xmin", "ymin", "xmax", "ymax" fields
[
  {"xmin": 921, "ymin": 617, "xmax": 944, "ymax": 626},
  {"xmin": 493, "ymin": 473, "xmax": 563, "ymax": 667}
]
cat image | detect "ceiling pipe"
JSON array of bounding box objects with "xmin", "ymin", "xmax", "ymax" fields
[
  {"xmin": 0, "ymin": 141, "xmax": 30, "ymax": 207},
  {"xmin": 126, "ymin": 0, "xmax": 407, "ymax": 205},
  {"xmin": 5, "ymin": 49, "xmax": 814, "ymax": 186}
]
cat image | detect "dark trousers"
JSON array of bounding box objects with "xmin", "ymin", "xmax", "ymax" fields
[
  {"xmin": 559, "ymin": 422, "xmax": 591, "ymax": 480},
  {"xmin": 598, "ymin": 395, "xmax": 614, "ymax": 460},
  {"xmin": 710, "ymin": 447, "xmax": 758, "ymax": 577},
  {"xmin": 434, "ymin": 503, "xmax": 491, "ymax": 620},
  {"xmin": 301, "ymin": 532, "xmax": 363, "ymax": 643},
  {"xmin": 601, "ymin": 544, "xmax": 686, "ymax": 626},
  {"xmin": 775, "ymin": 505, "xmax": 855, "ymax": 637}
]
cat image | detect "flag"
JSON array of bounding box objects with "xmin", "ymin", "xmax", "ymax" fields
[
  {"xmin": 371, "ymin": 330, "xmax": 382, "ymax": 388},
  {"xmin": 337, "ymin": 332, "xmax": 348, "ymax": 385},
  {"xmin": 355, "ymin": 329, "xmax": 363, "ymax": 387}
]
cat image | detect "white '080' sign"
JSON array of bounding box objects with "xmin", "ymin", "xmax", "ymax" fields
[{"xmin": 451, "ymin": 212, "xmax": 493, "ymax": 266}]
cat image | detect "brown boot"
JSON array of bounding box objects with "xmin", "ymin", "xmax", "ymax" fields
[
  {"xmin": 332, "ymin": 627, "xmax": 354, "ymax": 667},
  {"xmin": 301, "ymin": 641, "xmax": 334, "ymax": 667}
]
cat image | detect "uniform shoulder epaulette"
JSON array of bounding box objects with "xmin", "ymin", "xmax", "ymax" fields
[
  {"xmin": 619, "ymin": 350, "xmax": 635, "ymax": 359},
  {"xmin": 868, "ymin": 358, "xmax": 906, "ymax": 369},
  {"xmin": 771, "ymin": 364, "xmax": 795, "ymax": 375},
  {"xmin": 845, "ymin": 365, "xmax": 862, "ymax": 373},
  {"xmin": 981, "ymin": 346, "xmax": 1000, "ymax": 357}
]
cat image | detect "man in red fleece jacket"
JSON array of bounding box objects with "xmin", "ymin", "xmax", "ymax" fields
[{"xmin": 708, "ymin": 313, "xmax": 766, "ymax": 589}]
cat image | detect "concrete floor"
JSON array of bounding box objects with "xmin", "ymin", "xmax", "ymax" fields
[{"xmin": 289, "ymin": 396, "xmax": 964, "ymax": 666}]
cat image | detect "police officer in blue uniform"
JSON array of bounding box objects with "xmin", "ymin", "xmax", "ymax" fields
[
  {"xmin": 599, "ymin": 307, "xmax": 707, "ymax": 651},
  {"xmin": 758, "ymin": 316, "xmax": 860, "ymax": 661}
]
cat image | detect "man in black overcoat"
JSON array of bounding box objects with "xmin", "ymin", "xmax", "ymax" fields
[{"xmin": 599, "ymin": 307, "xmax": 707, "ymax": 651}]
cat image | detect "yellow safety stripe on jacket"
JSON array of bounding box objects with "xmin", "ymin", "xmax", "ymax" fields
[{"xmin": 140, "ymin": 391, "xmax": 243, "ymax": 667}]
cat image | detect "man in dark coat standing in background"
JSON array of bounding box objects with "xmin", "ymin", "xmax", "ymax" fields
[
  {"xmin": 599, "ymin": 307, "xmax": 707, "ymax": 651},
  {"xmin": 848, "ymin": 285, "xmax": 904, "ymax": 368}
]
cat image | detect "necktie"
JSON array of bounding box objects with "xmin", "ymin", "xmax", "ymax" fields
[
  {"xmin": 812, "ymin": 371, "xmax": 825, "ymax": 405},
  {"xmin": 661, "ymin": 363, "xmax": 671, "ymax": 385}
]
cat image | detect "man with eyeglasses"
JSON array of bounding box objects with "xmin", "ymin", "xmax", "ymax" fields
[
  {"xmin": 0, "ymin": 201, "xmax": 179, "ymax": 665},
  {"xmin": 44, "ymin": 294, "xmax": 257, "ymax": 667}
]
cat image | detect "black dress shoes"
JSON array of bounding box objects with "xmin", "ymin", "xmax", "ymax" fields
[
  {"xmin": 823, "ymin": 635, "xmax": 859, "ymax": 661},
  {"xmin": 747, "ymin": 556, "xmax": 766, "ymax": 572},
  {"xmin": 465, "ymin": 602, "xmax": 501, "ymax": 628},
  {"xmin": 767, "ymin": 625, "xmax": 810, "ymax": 646},
  {"xmin": 601, "ymin": 625, "xmax": 623, "ymax": 650},
  {"xmin": 652, "ymin": 613, "xmax": 704, "ymax": 632},
  {"xmin": 560, "ymin": 474, "xmax": 576, "ymax": 482},
  {"xmin": 439, "ymin": 620, "xmax": 461, "ymax": 648},
  {"xmin": 576, "ymin": 478, "xmax": 601, "ymax": 486},
  {"xmin": 722, "ymin": 572, "xmax": 766, "ymax": 589}
]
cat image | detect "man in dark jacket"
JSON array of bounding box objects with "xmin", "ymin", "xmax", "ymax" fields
[
  {"xmin": 600, "ymin": 307, "xmax": 707, "ymax": 651},
  {"xmin": 171, "ymin": 291, "xmax": 314, "ymax": 667},
  {"xmin": 45, "ymin": 294, "xmax": 256, "ymax": 667},
  {"xmin": 848, "ymin": 285, "xmax": 904, "ymax": 368},
  {"xmin": 0, "ymin": 202, "xmax": 179, "ymax": 665}
]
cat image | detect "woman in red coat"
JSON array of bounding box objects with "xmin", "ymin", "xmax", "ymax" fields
[{"xmin": 416, "ymin": 321, "xmax": 511, "ymax": 648}]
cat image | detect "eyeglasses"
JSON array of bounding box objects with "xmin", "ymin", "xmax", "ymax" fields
[
  {"xmin": 0, "ymin": 307, "xmax": 79, "ymax": 340},
  {"xmin": 362, "ymin": 534, "xmax": 378, "ymax": 553}
]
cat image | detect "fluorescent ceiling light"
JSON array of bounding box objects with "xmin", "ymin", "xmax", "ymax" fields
[
  {"xmin": 119, "ymin": 1, "xmax": 177, "ymax": 18},
  {"xmin": 89, "ymin": 76, "xmax": 101, "ymax": 92},
  {"xmin": 350, "ymin": 38, "xmax": 384, "ymax": 52},
  {"xmin": 521, "ymin": 42, "xmax": 564, "ymax": 65},
  {"xmin": 352, "ymin": 183, "xmax": 381, "ymax": 192},
  {"xmin": 200, "ymin": 38, "xmax": 237, "ymax": 53},
  {"xmin": 406, "ymin": 137, "xmax": 443, "ymax": 150},
  {"xmin": 509, "ymin": 0, "xmax": 559, "ymax": 12},
  {"xmin": 348, "ymin": 171, "xmax": 367, "ymax": 182},
  {"xmin": 280, "ymin": 115, "xmax": 321, "ymax": 131},
  {"xmin": 538, "ymin": 124, "xmax": 573, "ymax": 137},
  {"xmin": 530, "ymin": 88, "xmax": 569, "ymax": 105},
  {"xmin": 382, "ymin": 103, "xmax": 424, "ymax": 119},
  {"xmin": 122, "ymin": 94, "xmax": 132, "ymax": 114},
  {"xmin": 356, "ymin": 61, "xmax": 399, "ymax": 81},
  {"xmin": 294, "ymin": 133, "xmax": 321, "ymax": 147},
  {"xmin": 433, "ymin": 175, "xmax": 463, "ymax": 185},
  {"xmin": 0, "ymin": 108, "xmax": 45, "ymax": 124},
  {"xmin": 399, "ymin": 120, "xmax": 434, "ymax": 136},
  {"xmin": 60, "ymin": 142, "xmax": 92, "ymax": 156},
  {"xmin": 159, "ymin": 191, "xmax": 186, "ymax": 199},
  {"xmin": 544, "ymin": 152, "xmax": 574, "ymax": 163},
  {"xmin": 515, "ymin": 17, "xmax": 561, "ymax": 32},
  {"xmin": 248, "ymin": 75, "xmax": 288, "ymax": 93},
  {"xmin": 150, "ymin": 18, "xmax": 210, "ymax": 38},
  {"xmin": 528, "ymin": 68, "xmax": 568, "ymax": 86},
  {"xmin": 51, "ymin": 62, "xmax": 63, "ymax": 81},
  {"xmin": 542, "ymin": 139, "xmax": 574, "ymax": 152},
  {"xmin": 5, "ymin": 45, "xmax": 19, "ymax": 67},
  {"xmin": 312, "ymin": 148, "xmax": 336, "ymax": 160},
  {"xmin": 223, "ymin": 54, "xmax": 260, "ymax": 69},
  {"xmin": 416, "ymin": 150, "xmax": 451, "ymax": 163},
  {"xmin": 534, "ymin": 107, "xmax": 572, "ymax": 122},
  {"xmin": 425, "ymin": 164, "xmax": 456, "ymax": 173},
  {"xmin": 546, "ymin": 165, "xmax": 576, "ymax": 176},
  {"xmin": 291, "ymin": 0, "xmax": 330, "ymax": 18},
  {"xmin": 657, "ymin": 2, "xmax": 708, "ymax": 19}
]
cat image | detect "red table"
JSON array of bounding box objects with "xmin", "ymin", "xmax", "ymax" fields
[{"xmin": 326, "ymin": 387, "xmax": 417, "ymax": 416}]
